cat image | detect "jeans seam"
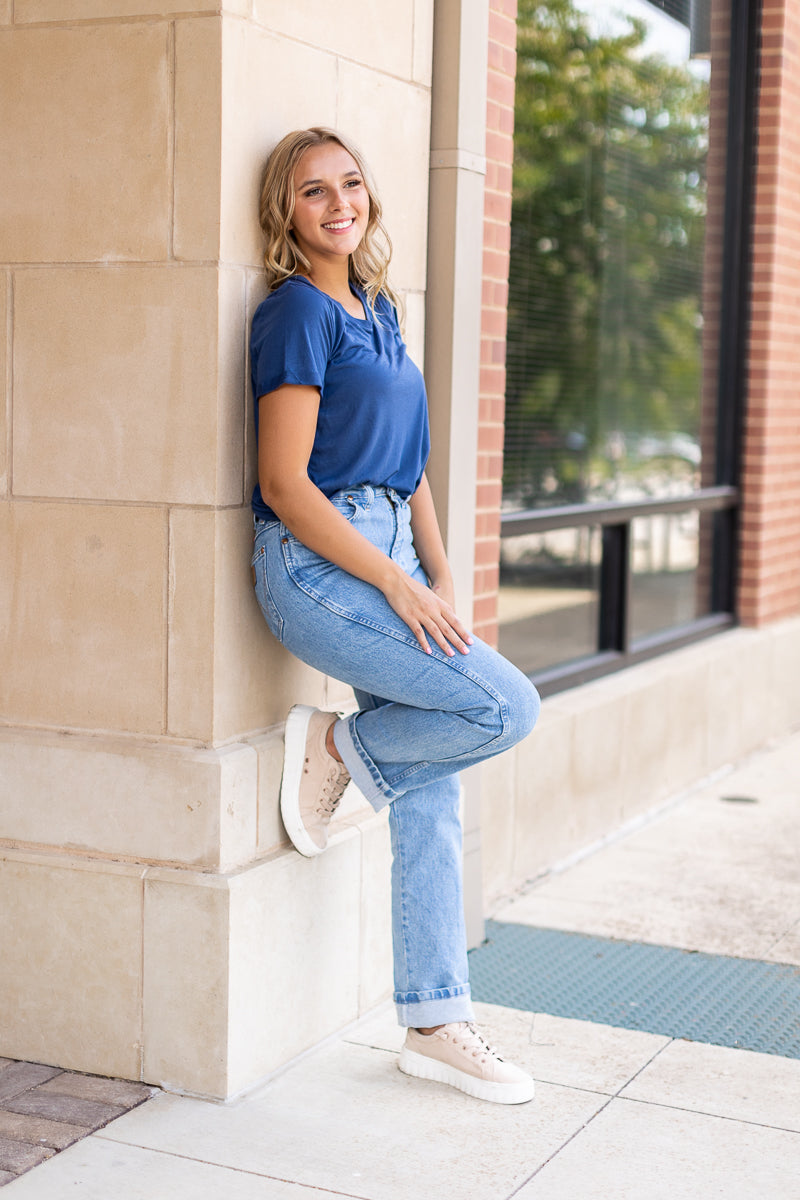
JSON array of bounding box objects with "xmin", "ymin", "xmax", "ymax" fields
[
  {"xmin": 253, "ymin": 543, "xmax": 285, "ymax": 642},
  {"xmin": 394, "ymin": 804, "xmax": 413, "ymax": 998}
]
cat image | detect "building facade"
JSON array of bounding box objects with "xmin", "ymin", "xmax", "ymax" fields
[{"xmin": 1, "ymin": 0, "xmax": 798, "ymax": 1099}]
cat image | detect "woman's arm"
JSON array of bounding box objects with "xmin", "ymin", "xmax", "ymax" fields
[
  {"xmin": 407, "ymin": 472, "xmax": 456, "ymax": 609},
  {"xmin": 258, "ymin": 386, "xmax": 472, "ymax": 656}
]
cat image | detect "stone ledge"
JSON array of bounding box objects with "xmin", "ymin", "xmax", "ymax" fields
[
  {"xmin": 481, "ymin": 616, "xmax": 800, "ymax": 906},
  {"xmin": 0, "ymin": 731, "xmax": 259, "ymax": 871}
]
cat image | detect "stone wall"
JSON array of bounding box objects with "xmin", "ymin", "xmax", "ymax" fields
[{"xmin": 0, "ymin": 0, "xmax": 436, "ymax": 1100}]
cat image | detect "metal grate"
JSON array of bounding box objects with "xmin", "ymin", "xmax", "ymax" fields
[{"xmin": 468, "ymin": 922, "xmax": 800, "ymax": 1058}]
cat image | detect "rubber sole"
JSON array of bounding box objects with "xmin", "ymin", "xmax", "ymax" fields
[
  {"xmin": 397, "ymin": 1046, "xmax": 535, "ymax": 1105},
  {"xmin": 280, "ymin": 704, "xmax": 324, "ymax": 858}
]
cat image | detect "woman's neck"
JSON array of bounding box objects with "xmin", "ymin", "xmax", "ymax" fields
[{"xmin": 303, "ymin": 261, "xmax": 365, "ymax": 319}]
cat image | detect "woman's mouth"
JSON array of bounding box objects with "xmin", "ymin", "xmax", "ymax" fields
[{"xmin": 322, "ymin": 218, "xmax": 355, "ymax": 231}]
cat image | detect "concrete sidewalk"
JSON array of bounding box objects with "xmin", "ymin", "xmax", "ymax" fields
[{"xmin": 5, "ymin": 730, "xmax": 800, "ymax": 1198}]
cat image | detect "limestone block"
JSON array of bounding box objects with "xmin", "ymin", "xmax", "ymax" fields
[
  {"xmin": 250, "ymin": 728, "xmax": 287, "ymax": 854},
  {"xmin": 479, "ymin": 744, "xmax": 517, "ymax": 905},
  {"xmin": 0, "ymin": 852, "xmax": 143, "ymax": 1080},
  {"xmin": 0, "ymin": 275, "xmax": 7, "ymax": 496},
  {"xmin": 210, "ymin": 506, "xmax": 327, "ymax": 741},
  {"xmin": 0, "ymin": 25, "xmax": 169, "ymax": 262},
  {"xmin": 169, "ymin": 505, "xmax": 328, "ymax": 743},
  {"xmin": 167, "ymin": 508, "xmax": 215, "ymax": 742},
  {"xmin": 559, "ymin": 680, "xmax": 629, "ymax": 848},
  {"xmin": 174, "ymin": 18, "xmax": 223, "ymax": 262},
  {"xmin": 662, "ymin": 653, "xmax": 712, "ymax": 789},
  {"xmin": 619, "ymin": 672, "xmax": 677, "ymax": 819},
  {"xmin": 0, "ymin": 731, "xmax": 258, "ymax": 870},
  {"xmin": 220, "ymin": 19, "xmax": 338, "ymax": 268},
  {"xmin": 226, "ymin": 829, "xmax": 363, "ymax": 1095},
  {"xmin": 704, "ymin": 628, "xmax": 775, "ymax": 769},
  {"xmin": 0, "ymin": 501, "xmax": 166, "ymax": 733},
  {"xmin": 413, "ymin": 0, "xmax": 435, "ymax": 86},
  {"xmin": 510, "ymin": 703, "xmax": 577, "ymax": 888},
  {"xmin": 252, "ymin": 0, "xmax": 416, "ymax": 79},
  {"xmin": 142, "ymin": 873, "xmax": 231, "ymax": 1097},
  {"xmin": 13, "ymin": 266, "xmax": 229, "ymax": 506},
  {"xmin": 217, "ymin": 266, "xmax": 248, "ymax": 506},
  {"xmin": 337, "ymin": 61, "xmax": 431, "ymax": 294},
  {"xmin": 16, "ymin": 0, "xmax": 219, "ymax": 17},
  {"xmin": 768, "ymin": 616, "xmax": 800, "ymax": 735}
]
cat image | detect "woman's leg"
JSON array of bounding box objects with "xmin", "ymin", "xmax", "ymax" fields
[
  {"xmin": 352, "ymin": 690, "xmax": 472, "ymax": 1026},
  {"xmin": 252, "ymin": 490, "xmax": 538, "ymax": 1101},
  {"xmin": 253, "ymin": 489, "xmax": 540, "ymax": 811},
  {"xmin": 388, "ymin": 773, "xmax": 473, "ymax": 1025}
]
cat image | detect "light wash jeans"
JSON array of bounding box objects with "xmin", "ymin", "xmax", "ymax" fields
[{"xmin": 252, "ymin": 484, "xmax": 540, "ymax": 1027}]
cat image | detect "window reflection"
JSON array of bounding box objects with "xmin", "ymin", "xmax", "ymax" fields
[
  {"xmin": 629, "ymin": 509, "xmax": 713, "ymax": 640},
  {"xmin": 498, "ymin": 528, "xmax": 601, "ymax": 674},
  {"xmin": 499, "ymin": 0, "xmax": 732, "ymax": 672},
  {"xmin": 504, "ymin": 0, "xmax": 723, "ymax": 514}
]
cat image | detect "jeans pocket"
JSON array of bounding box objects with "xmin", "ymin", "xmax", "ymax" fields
[{"xmin": 252, "ymin": 541, "xmax": 285, "ymax": 642}]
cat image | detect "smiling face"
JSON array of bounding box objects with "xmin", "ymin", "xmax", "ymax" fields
[{"xmin": 289, "ymin": 141, "xmax": 370, "ymax": 271}]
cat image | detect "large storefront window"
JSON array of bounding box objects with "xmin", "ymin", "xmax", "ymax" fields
[{"xmin": 500, "ymin": 0, "xmax": 754, "ymax": 689}]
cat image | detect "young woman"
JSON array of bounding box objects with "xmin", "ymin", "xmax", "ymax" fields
[{"xmin": 250, "ymin": 127, "xmax": 540, "ymax": 1104}]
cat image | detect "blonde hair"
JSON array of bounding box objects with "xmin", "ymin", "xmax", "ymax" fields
[{"xmin": 259, "ymin": 127, "xmax": 402, "ymax": 320}]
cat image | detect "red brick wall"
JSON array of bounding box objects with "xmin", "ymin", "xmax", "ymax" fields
[
  {"xmin": 740, "ymin": 0, "xmax": 800, "ymax": 624},
  {"xmin": 474, "ymin": 0, "xmax": 518, "ymax": 646}
]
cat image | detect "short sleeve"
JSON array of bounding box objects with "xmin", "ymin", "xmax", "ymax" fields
[{"xmin": 250, "ymin": 279, "xmax": 339, "ymax": 400}]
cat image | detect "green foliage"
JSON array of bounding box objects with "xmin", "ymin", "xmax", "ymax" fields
[{"xmin": 505, "ymin": 0, "xmax": 709, "ymax": 507}]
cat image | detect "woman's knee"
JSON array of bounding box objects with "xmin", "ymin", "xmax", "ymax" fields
[
  {"xmin": 501, "ymin": 672, "xmax": 540, "ymax": 748},
  {"xmin": 466, "ymin": 648, "xmax": 540, "ymax": 751}
]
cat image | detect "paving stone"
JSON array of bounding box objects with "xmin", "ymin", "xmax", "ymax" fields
[
  {"xmin": 0, "ymin": 1063, "xmax": 14, "ymax": 1073},
  {"xmin": 0, "ymin": 1170, "xmax": 16, "ymax": 1186},
  {"xmin": 0, "ymin": 1064, "xmax": 63, "ymax": 1104},
  {"xmin": 38, "ymin": 1073, "xmax": 153, "ymax": 1109},
  {"xmin": 0, "ymin": 1109, "xmax": 85, "ymax": 1151},
  {"xmin": 0, "ymin": 1134, "xmax": 55, "ymax": 1174},
  {"xmin": 4, "ymin": 1092, "xmax": 124, "ymax": 1130}
]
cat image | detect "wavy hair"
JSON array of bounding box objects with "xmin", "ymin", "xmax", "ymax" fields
[{"xmin": 258, "ymin": 127, "xmax": 402, "ymax": 321}]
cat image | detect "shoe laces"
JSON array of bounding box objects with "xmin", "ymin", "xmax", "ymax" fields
[
  {"xmin": 447, "ymin": 1022, "xmax": 504, "ymax": 1064},
  {"xmin": 316, "ymin": 761, "xmax": 350, "ymax": 817}
]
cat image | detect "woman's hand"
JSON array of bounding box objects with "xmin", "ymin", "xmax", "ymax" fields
[{"xmin": 382, "ymin": 567, "xmax": 473, "ymax": 657}]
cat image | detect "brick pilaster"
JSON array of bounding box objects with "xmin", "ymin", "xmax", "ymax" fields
[
  {"xmin": 475, "ymin": 0, "xmax": 517, "ymax": 645},
  {"xmin": 740, "ymin": 0, "xmax": 800, "ymax": 624}
]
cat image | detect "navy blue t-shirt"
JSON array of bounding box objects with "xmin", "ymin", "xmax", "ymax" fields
[{"xmin": 250, "ymin": 276, "xmax": 430, "ymax": 521}]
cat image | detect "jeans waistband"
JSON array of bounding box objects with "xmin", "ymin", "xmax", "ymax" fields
[
  {"xmin": 332, "ymin": 484, "xmax": 404, "ymax": 508},
  {"xmin": 254, "ymin": 484, "xmax": 405, "ymax": 527}
]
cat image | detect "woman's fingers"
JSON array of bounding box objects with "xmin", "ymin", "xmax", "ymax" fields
[
  {"xmin": 424, "ymin": 611, "xmax": 471, "ymax": 657},
  {"xmin": 387, "ymin": 580, "xmax": 473, "ymax": 656}
]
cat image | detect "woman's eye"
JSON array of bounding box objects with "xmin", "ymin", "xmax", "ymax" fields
[
  {"xmin": 345, "ymin": 179, "xmax": 363, "ymax": 189},
  {"xmin": 304, "ymin": 187, "xmax": 322, "ymax": 197}
]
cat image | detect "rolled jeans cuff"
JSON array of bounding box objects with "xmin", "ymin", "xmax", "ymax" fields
[
  {"xmin": 332, "ymin": 713, "xmax": 398, "ymax": 811},
  {"xmin": 395, "ymin": 985, "xmax": 474, "ymax": 1029}
]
